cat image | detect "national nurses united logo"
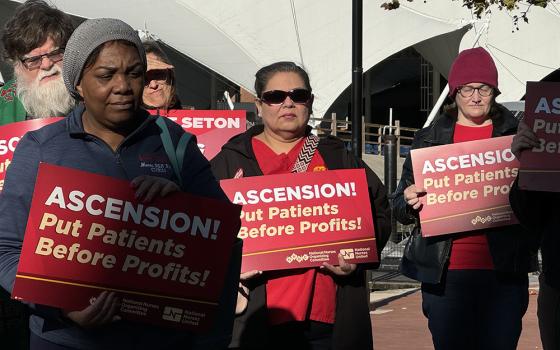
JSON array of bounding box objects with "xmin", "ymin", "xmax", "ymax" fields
[
  {"xmin": 339, "ymin": 248, "xmax": 355, "ymax": 259},
  {"xmin": 162, "ymin": 306, "xmax": 183, "ymax": 322}
]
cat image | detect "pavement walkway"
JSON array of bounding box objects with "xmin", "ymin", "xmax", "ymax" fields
[{"xmin": 370, "ymin": 280, "xmax": 541, "ymax": 349}]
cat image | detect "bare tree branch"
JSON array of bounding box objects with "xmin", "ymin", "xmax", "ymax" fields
[{"xmin": 381, "ymin": 0, "xmax": 554, "ymax": 22}]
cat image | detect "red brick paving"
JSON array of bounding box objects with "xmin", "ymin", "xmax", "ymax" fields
[{"xmin": 371, "ymin": 289, "xmax": 541, "ymax": 350}]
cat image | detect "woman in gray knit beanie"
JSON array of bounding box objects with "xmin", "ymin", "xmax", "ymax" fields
[
  {"xmin": 63, "ymin": 18, "xmax": 146, "ymax": 99},
  {"xmin": 63, "ymin": 18, "xmax": 147, "ymax": 135},
  {"xmin": 0, "ymin": 17, "xmax": 240, "ymax": 350}
]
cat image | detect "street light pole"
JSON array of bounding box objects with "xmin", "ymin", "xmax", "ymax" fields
[{"xmin": 351, "ymin": 0, "xmax": 363, "ymax": 159}]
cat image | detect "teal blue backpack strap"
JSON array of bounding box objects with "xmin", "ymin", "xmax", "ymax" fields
[
  {"xmin": 155, "ymin": 117, "xmax": 192, "ymax": 189},
  {"xmin": 175, "ymin": 132, "xmax": 191, "ymax": 174}
]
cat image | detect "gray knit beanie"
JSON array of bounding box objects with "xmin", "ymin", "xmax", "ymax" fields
[{"xmin": 63, "ymin": 18, "xmax": 146, "ymax": 99}]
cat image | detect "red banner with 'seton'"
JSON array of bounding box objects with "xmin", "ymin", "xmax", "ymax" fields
[
  {"xmin": 12, "ymin": 163, "xmax": 240, "ymax": 331},
  {"xmin": 220, "ymin": 169, "xmax": 377, "ymax": 272},
  {"xmin": 147, "ymin": 110, "xmax": 246, "ymax": 160}
]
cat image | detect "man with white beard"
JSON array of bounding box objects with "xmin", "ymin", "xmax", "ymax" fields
[
  {"xmin": 0, "ymin": 0, "xmax": 75, "ymax": 126},
  {"xmin": 0, "ymin": 2, "xmax": 74, "ymax": 348}
]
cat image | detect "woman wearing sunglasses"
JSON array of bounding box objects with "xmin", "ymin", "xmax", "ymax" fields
[
  {"xmin": 394, "ymin": 47, "xmax": 539, "ymax": 350},
  {"xmin": 142, "ymin": 40, "xmax": 181, "ymax": 112},
  {"xmin": 211, "ymin": 61, "xmax": 391, "ymax": 350}
]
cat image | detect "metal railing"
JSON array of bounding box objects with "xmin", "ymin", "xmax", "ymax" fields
[
  {"xmin": 310, "ymin": 113, "xmax": 418, "ymax": 157},
  {"xmin": 310, "ymin": 113, "xmax": 420, "ymax": 272}
]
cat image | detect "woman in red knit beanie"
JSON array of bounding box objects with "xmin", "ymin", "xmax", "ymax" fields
[{"xmin": 394, "ymin": 47, "xmax": 538, "ymax": 350}]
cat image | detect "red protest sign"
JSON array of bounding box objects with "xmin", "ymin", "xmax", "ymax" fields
[
  {"xmin": 220, "ymin": 169, "xmax": 377, "ymax": 272},
  {"xmin": 0, "ymin": 118, "xmax": 62, "ymax": 192},
  {"xmin": 147, "ymin": 110, "xmax": 246, "ymax": 160},
  {"xmin": 519, "ymin": 81, "xmax": 560, "ymax": 192},
  {"xmin": 12, "ymin": 163, "xmax": 240, "ymax": 331},
  {"xmin": 411, "ymin": 136, "xmax": 519, "ymax": 237}
]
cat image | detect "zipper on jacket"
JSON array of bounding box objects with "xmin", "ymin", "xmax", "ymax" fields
[
  {"xmin": 82, "ymin": 116, "xmax": 156, "ymax": 178},
  {"xmin": 86, "ymin": 136, "xmax": 130, "ymax": 179}
]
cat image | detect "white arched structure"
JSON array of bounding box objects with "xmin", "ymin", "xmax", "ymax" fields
[{"xmin": 9, "ymin": 0, "xmax": 560, "ymax": 121}]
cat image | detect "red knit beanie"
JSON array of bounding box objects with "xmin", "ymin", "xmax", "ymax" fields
[{"xmin": 448, "ymin": 47, "xmax": 499, "ymax": 97}]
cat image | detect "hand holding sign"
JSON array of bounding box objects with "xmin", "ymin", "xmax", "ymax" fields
[
  {"xmin": 65, "ymin": 291, "xmax": 121, "ymax": 328},
  {"xmin": 411, "ymin": 136, "xmax": 519, "ymax": 237},
  {"xmin": 220, "ymin": 169, "xmax": 378, "ymax": 272},
  {"xmin": 321, "ymin": 254, "xmax": 356, "ymax": 276},
  {"xmin": 511, "ymin": 121, "xmax": 540, "ymax": 160},
  {"xmin": 235, "ymin": 270, "xmax": 262, "ymax": 315},
  {"xmin": 13, "ymin": 164, "xmax": 241, "ymax": 330},
  {"xmin": 131, "ymin": 175, "xmax": 180, "ymax": 202},
  {"xmin": 240, "ymin": 270, "xmax": 262, "ymax": 282},
  {"xmin": 404, "ymin": 184, "xmax": 427, "ymax": 211}
]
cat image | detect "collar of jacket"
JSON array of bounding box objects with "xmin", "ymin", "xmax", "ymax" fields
[
  {"xmin": 66, "ymin": 103, "xmax": 155, "ymax": 139},
  {"xmin": 219, "ymin": 124, "xmax": 349, "ymax": 171},
  {"xmin": 424, "ymin": 103, "xmax": 518, "ymax": 145},
  {"xmin": 221, "ymin": 123, "xmax": 318, "ymax": 155}
]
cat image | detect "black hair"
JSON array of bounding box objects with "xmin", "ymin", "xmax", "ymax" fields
[
  {"xmin": 143, "ymin": 40, "xmax": 173, "ymax": 67},
  {"xmin": 254, "ymin": 61, "xmax": 312, "ymax": 98}
]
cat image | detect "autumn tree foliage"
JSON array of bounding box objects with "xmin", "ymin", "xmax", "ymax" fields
[{"xmin": 381, "ymin": 0, "xmax": 555, "ymax": 26}]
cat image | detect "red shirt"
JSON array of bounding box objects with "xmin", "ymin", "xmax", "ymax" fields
[
  {"xmin": 448, "ymin": 123, "xmax": 494, "ymax": 270},
  {"xmin": 251, "ymin": 137, "xmax": 336, "ymax": 325}
]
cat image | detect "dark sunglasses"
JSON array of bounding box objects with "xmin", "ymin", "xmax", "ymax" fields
[
  {"xmin": 20, "ymin": 47, "xmax": 65, "ymax": 70},
  {"xmin": 260, "ymin": 89, "xmax": 312, "ymax": 105},
  {"xmin": 145, "ymin": 69, "xmax": 171, "ymax": 85}
]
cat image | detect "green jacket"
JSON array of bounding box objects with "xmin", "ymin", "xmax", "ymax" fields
[
  {"xmin": 0, "ymin": 79, "xmax": 27, "ymax": 126},
  {"xmin": 0, "ymin": 78, "xmax": 29, "ymax": 350}
]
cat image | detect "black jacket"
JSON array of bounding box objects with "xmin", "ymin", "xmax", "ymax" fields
[
  {"xmin": 211, "ymin": 125, "xmax": 391, "ymax": 350},
  {"xmin": 510, "ymin": 180, "xmax": 559, "ymax": 288},
  {"xmin": 394, "ymin": 105, "xmax": 539, "ymax": 284}
]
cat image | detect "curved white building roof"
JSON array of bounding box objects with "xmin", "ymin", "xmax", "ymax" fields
[{"xmin": 11, "ymin": 0, "xmax": 560, "ymax": 118}]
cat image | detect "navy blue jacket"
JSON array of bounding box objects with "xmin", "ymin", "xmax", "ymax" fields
[{"xmin": 0, "ymin": 105, "xmax": 240, "ymax": 349}]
